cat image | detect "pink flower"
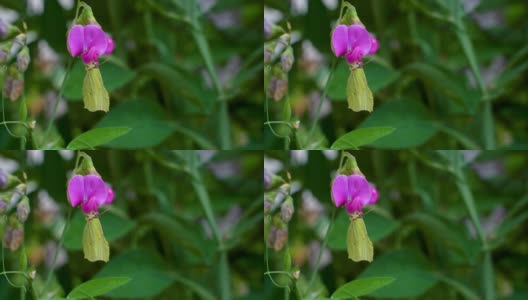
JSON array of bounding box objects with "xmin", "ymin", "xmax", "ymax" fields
[
  {"xmin": 331, "ymin": 174, "xmax": 377, "ymax": 214},
  {"xmin": 331, "ymin": 24, "xmax": 378, "ymax": 64},
  {"xmin": 67, "ymin": 24, "xmax": 114, "ymax": 64},
  {"xmin": 67, "ymin": 174, "xmax": 114, "ymax": 214}
]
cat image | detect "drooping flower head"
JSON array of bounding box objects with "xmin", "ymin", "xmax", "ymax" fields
[
  {"xmin": 332, "ymin": 174, "xmax": 377, "ymax": 214},
  {"xmin": 67, "ymin": 24, "xmax": 114, "ymax": 64},
  {"xmin": 67, "ymin": 153, "xmax": 113, "ymax": 214},
  {"xmin": 66, "ymin": 2, "xmax": 113, "ymax": 112},
  {"xmin": 67, "ymin": 174, "xmax": 114, "ymax": 214},
  {"xmin": 331, "ymin": 153, "xmax": 378, "ymax": 214},
  {"xmin": 330, "ymin": 4, "xmax": 378, "ymax": 65}
]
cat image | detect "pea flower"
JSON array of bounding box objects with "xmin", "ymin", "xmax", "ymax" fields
[
  {"xmin": 330, "ymin": 3, "xmax": 378, "ymax": 112},
  {"xmin": 330, "ymin": 153, "xmax": 377, "ymax": 262},
  {"xmin": 331, "ymin": 24, "xmax": 378, "ymax": 65},
  {"xmin": 67, "ymin": 24, "xmax": 114, "ymax": 64},
  {"xmin": 331, "ymin": 174, "xmax": 378, "ymax": 214},
  {"xmin": 67, "ymin": 152, "xmax": 113, "ymax": 262},
  {"xmin": 66, "ymin": 3, "xmax": 114, "ymax": 112},
  {"xmin": 67, "ymin": 174, "xmax": 114, "ymax": 214}
]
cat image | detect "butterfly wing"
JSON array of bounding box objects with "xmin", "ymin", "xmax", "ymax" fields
[
  {"xmin": 347, "ymin": 68, "xmax": 373, "ymax": 112},
  {"xmin": 346, "ymin": 217, "xmax": 373, "ymax": 262},
  {"xmin": 83, "ymin": 68, "xmax": 110, "ymax": 113},
  {"xmin": 83, "ymin": 217, "xmax": 110, "ymax": 262}
]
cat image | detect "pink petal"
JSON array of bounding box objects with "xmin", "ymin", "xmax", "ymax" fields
[
  {"xmin": 84, "ymin": 24, "xmax": 108, "ymax": 57},
  {"xmin": 83, "ymin": 175, "xmax": 108, "ymax": 212},
  {"xmin": 347, "ymin": 25, "xmax": 372, "ymax": 61},
  {"xmin": 368, "ymin": 184, "xmax": 378, "ymax": 205},
  {"xmin": 81, "ymin": 47, "xmax": 99, "ymax": 64},
  {"xmin": 331, "ymin": 175, "xmax": 349, "ymax": 207},
  {"xmin": 348, "ymin": 175, "xmax": 372, "ymax": 206},
  {"xmin": 345, "ymin": 197, "xmax": 363, "ymax": 214},
  {"xmin": 104, "ymin": 35, "xmax": 114, "ymax": 55},
  {"xmin": 67, "ymin": 175, "xmax": 84, "ymax": 207},
  {"xmin": 81, "ymin": 197, "xmax": 99, "ymax": 214},
  {"xmin": 368, "ymin": 35, "xmax": 379, "ymax": 55},
  {"xmin": 67, "ymin": 25, "xmax": 85, "ymax": 57},
  {"xmin": 102, "ymin": 185, "xmax": 114, "ymax": 205},
  {"xmin": 331, "ymin": 25, "xmax": 349, "ymax": 57}
]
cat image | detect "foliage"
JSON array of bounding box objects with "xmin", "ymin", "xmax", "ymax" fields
[
  {"xmin": 264, "ymin": 0, "xmax": 528, "ymax": 150},
  {"xmin": 0, "ymin": 0, "xmax": 262, "ymax": 149},
  {"xmin": 0, "ymin": 150, "xmax": 263, "ymax": 299},
  {"xmin": 264, "ymin": 150, "xmax": 528, "ymax": 299}
]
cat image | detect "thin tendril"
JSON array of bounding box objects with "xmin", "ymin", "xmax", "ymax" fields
[
  {"xmin": 265, "ymin": 86, "xmax": 289, "ymax": 140},
  {"xmin": 265, "ymin": 245, "xmax": 290, "ymax": 289},
  {"xmin": 2, "ymin": 245, "xmax": 25, "ymax": 289}
]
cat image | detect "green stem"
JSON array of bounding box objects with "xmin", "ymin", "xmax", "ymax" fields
[
  {"xmin": 306, "ymin": 59, "xmax": 337, "ymax": 149},
  {"xmin": 306, "ymin": 207, "xmax": 337, "ymax": 296},
  {"xmin": 42, "ymin": 208, "xmax": 72, "ymax": 296},
  {"xmin": 189, "ymin": 153, "xmax": 231, "ymax": 300},
  {"xmin": 43, "ymin": 58, "xmax": 73, "ymax": 147},
  {"xmin": 454, "ymin": 23, "xmax": 495, "ymax": 149},
  {"xmin": 188, "ymin": 9, "xmax": 231, "ymax": 149},
  {"xmin": 454, "ymin": 168, "xmax": 495, "ymax": 300}
]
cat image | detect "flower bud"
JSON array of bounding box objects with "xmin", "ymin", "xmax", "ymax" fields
[
  {"xmin": 16, "ymin": 46, "xmax": 30, "ymax": 72},
  {"xmin": 0, "ymin": 199, "xmax": 7, "ymax": 215},
  {"xmin": 264, "ymin": 41, "xmax": 275, "ymax": 65},
  {"xmin": 2, "ymin": 69, "xmax": 24, "ymax": 102},
  {"xmin": 274, "ymin": 183, "xmax": 290, "ymax": 205},
  {"xmin": 3, "ymin": 226, "xmax": 24, "ymax": 252},
  {"xmin": 17, "ymin": 196, "xmax": 30, "ymax": 223},
  {"xmin": 281, "ymin": 196, "xmax": 294, "ymax": 223},
  {"xmin": 268, "ymin": 65, "xmax": 289, "ymax": 101},
  {"xmin": 264, "ymin": 19, "xmax": 285, "ymax": 40},
  {"xmin": 9, "ymin": 34, "xmax": 26, "ymax": 59},
  {"xmin": 281, "ymin": 46, "xmax": 294, "ymax": 73},
  {"xmin": 267, "ymin": 226, "xmax": 288, "ymax": 251},
  {"xmin": 0, "ymin": 19, "xmax": 18, "ymax": 40},
  {"xmin": 273, "ymin": 33, "xmax": 290, "ymax": 61},
  {"xmin": 0, "ymin": 42, "xmax": 10, "ymax": 64}
]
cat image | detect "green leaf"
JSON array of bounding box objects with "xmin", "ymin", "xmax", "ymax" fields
[
  {"xmin": 64, "ymin": 211, "xmax": 136, "ymax": 251},
  {"xmin": 95, "ymin": 249, "xmax": 175, "ymax": 298},
  {"xmin": 331, "ymin": 277, "xmax": 395, "ymax": 299},
  {"xmin": 364, "ymin": 213, "xmax": 400, "ymax": 242},
  {"xmin": 67, "ymin": 277, "xmax": 131, "ymax": 300},
  {"xmin": 358, "ymin": 249, "xmax": 438, "ymax": 298},
  {"xmin": 331, "ymin": 127, "xmax": 395, "ymax": 150},
  {"xmin": 63, "ymin": 60, "xmax": 136, "ymax": 101},
  {"xmin": 359, "ymin": 99, "xmax": 438, "ymax": 149},
  {"xmin": 95, "ymin": 98, "xmax": 176, "ymax": 149},
  {"xmin": 66, "ymin": 127, "xmax": 131, "ymax": 150}
]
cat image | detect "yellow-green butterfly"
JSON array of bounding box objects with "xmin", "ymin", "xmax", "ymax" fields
[
  {"xmin": 346, "ymin": 213, "xmax": 373, "ymax": 262},
  {"xmin": 83, "ymin": 65, "xmax": 109, "ymax": 112},
  {"xmin": 83, "ymin": 214, "xmax": 109, "ymax": 262},
  {"xmin": 346, "ymin": 67, "xmax": 373, "ymax": 112}
]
